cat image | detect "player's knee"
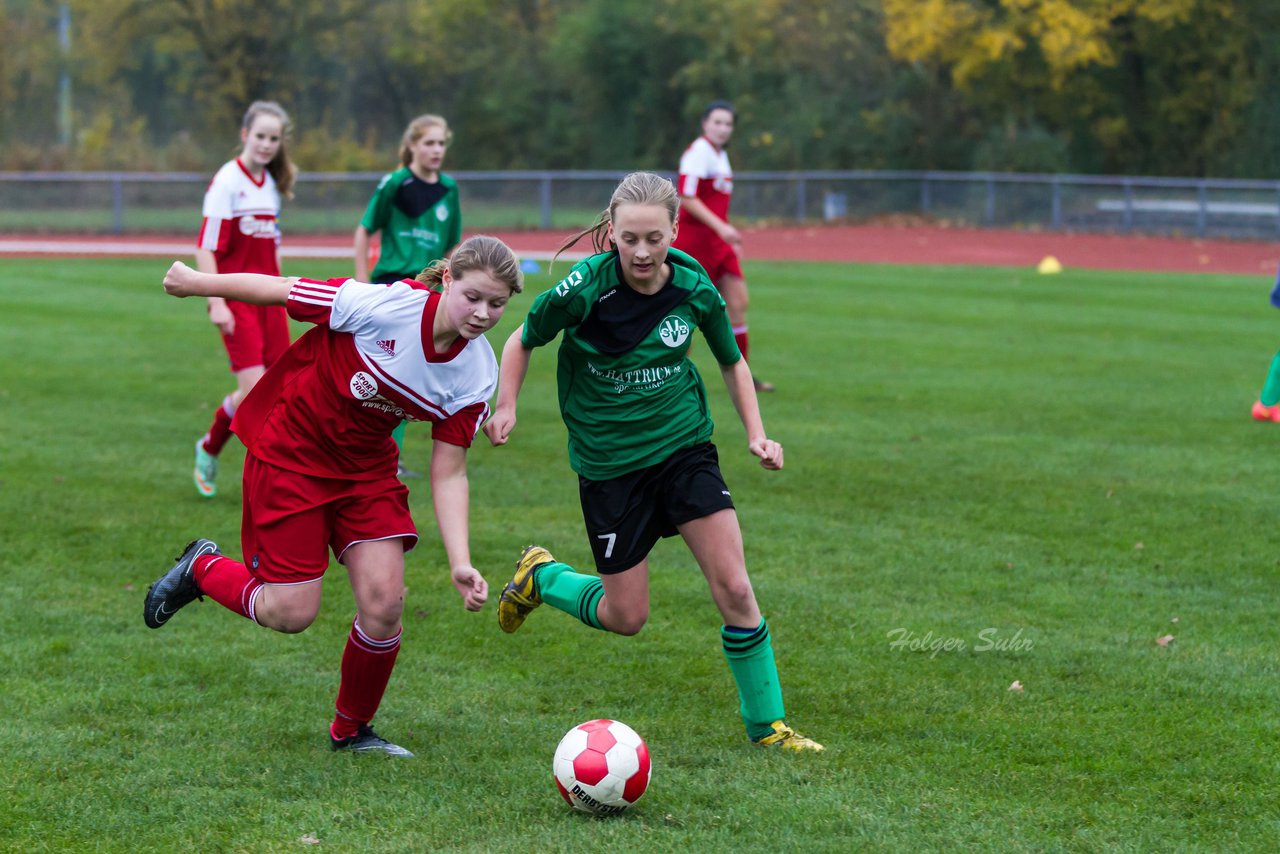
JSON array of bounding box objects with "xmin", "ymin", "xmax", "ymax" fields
[
  {"xmin": 608, "ymin": 606, "xmax": 649, "ymax": 637},
  {"xmin": 716, "ymin": 577, "xmax": 757, "ymax": 613},
  {"xmin": 358, "ymin": 586, "xmax": 406, "ymax": 629},
  {"xmin": 269, "ymin": 607, "xmax": 319, "ymax": 634}
]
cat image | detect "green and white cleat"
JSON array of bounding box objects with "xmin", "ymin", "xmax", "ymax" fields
[
  {"xmin": 193, "ymin": 439, "xmax": 218, "ymax": 498},
  {"xmin": 498, "ymin": 545, "xmax": 554, "ymax": 634},
  {"xmin": 754, "ymin": 720, "xmax": 824, "ymax": 752}
]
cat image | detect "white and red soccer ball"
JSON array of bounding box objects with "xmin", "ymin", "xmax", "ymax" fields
[{"xmin": 552, "ymin": 719, "xmax": 651, "ymax": 815}]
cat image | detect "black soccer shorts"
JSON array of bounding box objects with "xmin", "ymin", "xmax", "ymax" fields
[{"xmin": 577, "ymin": 442, "xmax": 736, "ymax": 573}]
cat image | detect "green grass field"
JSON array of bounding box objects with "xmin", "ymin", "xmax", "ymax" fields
[{"xmin": 1, "ymin": 256, "xmax": 1277, "ymax": 852}]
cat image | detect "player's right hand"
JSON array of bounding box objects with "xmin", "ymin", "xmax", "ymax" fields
[{"xmin": 207, "ymin": 299, "xmax": 235, "ymax": 336}]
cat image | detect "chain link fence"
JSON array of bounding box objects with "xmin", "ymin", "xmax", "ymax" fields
[{"xmin": 3, "ymin": 169, "xmax": 1280, "ymax": 240}]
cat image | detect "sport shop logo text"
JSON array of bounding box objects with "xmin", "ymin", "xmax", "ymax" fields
[{"xmin": 886, "ymin": 627, "xmax": 1034, "ymax": 659}]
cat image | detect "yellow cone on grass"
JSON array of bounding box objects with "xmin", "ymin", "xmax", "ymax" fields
[{"xmin": 1037, "ymin": 255, "xmax": 1063, "ymax": 275}]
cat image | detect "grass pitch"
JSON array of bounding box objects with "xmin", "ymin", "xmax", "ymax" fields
[{"xmin": 1, "ymin": 256, "xmax": 1277, "ymax": 852}]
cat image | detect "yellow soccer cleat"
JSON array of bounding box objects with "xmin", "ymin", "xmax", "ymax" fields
[
  {"xmin": 498, "ymin": 545, "xmax": 555, "ymax": 634},
  {"xmin": 754, "ymin": 720, "xmax": 824, "ymax": 752}
]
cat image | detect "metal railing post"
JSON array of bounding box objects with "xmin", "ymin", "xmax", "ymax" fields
[
  {"xmin": 1051, "ymin": 177, "xmax": 1062, "ymax": 230},
  {"xmin": 1195, "ymin": 183, "xmax": 1207, "ymax": 237},
  {"xmin": 796, "ymin": 175, "xmax": 806, "ymax": 223},
  {"xmin": 111, "ymin": 175, "xmax": 124, "ymax": 234},
  {"xmin": 539, "ymin": 174, "xmax": 553, "ymax": 230}
]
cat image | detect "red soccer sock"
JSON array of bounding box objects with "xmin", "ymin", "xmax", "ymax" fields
[
  {"xmin": 191, "ymin": 553, "xmax": 263, "ymax": 622},
  {"xmin": 202, "ymin": 395, "xmax": 237, "ymax": 456},
  {"xmin": 733, "ymin": 327, "xmax": 750, "ymax": 361},
  {"xmin": 331, "ymin": 618, "xmax": 402, "ymax": 739}
]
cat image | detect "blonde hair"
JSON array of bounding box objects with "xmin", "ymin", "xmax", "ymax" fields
[
  {"xmin": 399, "ymin": 114, "xmax": 453, "ymax": 168},
  {"xmin": 555, "ymin": 171, "xmax": 680, "ymax": 261},
  {"xmin": 241, "ymin": 100, "xmax": 298, "ymax": 199},
  {"xmin": 416, "ymin": 235, "xmax": 524, "ymax": 294}
]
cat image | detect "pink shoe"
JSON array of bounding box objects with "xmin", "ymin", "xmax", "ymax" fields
[{"xmin": 1251, "ymin": 401, "xmax": 1280, "ymax": 422}]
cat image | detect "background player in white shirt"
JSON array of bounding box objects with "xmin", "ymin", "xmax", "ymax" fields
[
  {"xmin": 191, "ymin": 101, "xmax": 299, "ymax": 498},
  {"xmin": 144, "ymin": 236, "xmax": 523, "ymax": 757},
  {"xmin": 672, "ymin": 100, "xmax": 775, "ymax": 392}
]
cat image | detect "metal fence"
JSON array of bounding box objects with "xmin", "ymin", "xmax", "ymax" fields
[{"xmin": 3, "ymin": 169, "xmax": 1280, "ymax": 240}]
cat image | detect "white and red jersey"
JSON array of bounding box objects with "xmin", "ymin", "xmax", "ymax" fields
[
  {"xmin": 232, "ymin": 278, "xmax": 497, "ymax": 480},
  {"xmin": 197, "ymin": 158, "xmax": 281, "ymax": 275},
  {"xmin": 677, "ymin": 136, "xmax": 734, "ymax": 236}
]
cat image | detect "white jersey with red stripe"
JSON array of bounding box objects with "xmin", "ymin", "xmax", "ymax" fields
[
  {"xmin": 677, "ymin": 136, "xmax": 734, "ymax": 227},
  {"xmin": 197, "ymin": 158, "xmax": 281, "ymax": 275},
  {"xmin": 232, "ymin": 277, "xmax": 496, "ymax": 480}
]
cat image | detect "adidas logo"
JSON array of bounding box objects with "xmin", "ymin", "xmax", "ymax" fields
[{"xmin": 376, "ymin": 339, "xmax": 396, "ymax": 356}]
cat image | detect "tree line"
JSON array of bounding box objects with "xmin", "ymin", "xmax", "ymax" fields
[{"xmin": 2, "ymin": 0, "xmax": 1278, "ymax": 178}]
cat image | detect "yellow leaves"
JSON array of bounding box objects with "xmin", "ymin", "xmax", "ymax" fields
[
  {"xmin": 883, "ymin": 0, "xmax": 1201, "ymax": 90},
  {"xmin": 1032, "ymin": 0, "xmax": 1114, "ymax": 76},
  {"xmin": 1133, "ymin": 0, "xmax": 1199, "ymax": 26},
  {"xmin": 884, "ymin": 0, "xmax": 986, "ymax": 63},
  {"xmin": 974, "ymin": 28, "xmax": 1025, "ymax": 64}
]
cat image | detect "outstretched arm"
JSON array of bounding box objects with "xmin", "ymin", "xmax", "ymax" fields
[
  {"xmin": 720, "ymin": 358, "xmax": 784, "ymax": 470},
  {"xmin": 483, "ymin": 324, "xmax": 534, "ymax": 446},
  {"xmin": 162, "ymin": 260, "xmax": 296, "ymax": 305},
  {"xmin": 430, "ymin": 439, "xmax": 488, "ymax": 611}
]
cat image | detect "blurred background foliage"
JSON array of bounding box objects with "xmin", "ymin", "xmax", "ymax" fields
[{"xmin": 2, "ymin": 0, "xmax": 1279, "ymax": 177}]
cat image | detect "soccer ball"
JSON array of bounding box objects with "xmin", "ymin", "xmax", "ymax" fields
[{"xmin": 552, "ymin": 719, "xmax": 651, "ymax": 815}]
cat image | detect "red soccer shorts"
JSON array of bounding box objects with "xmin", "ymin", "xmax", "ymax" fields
[
  {"xmin": 220, "ymin": 301, "xmax": 291, "ymax": 373},
  {"xmin": 673, "ymin": 233, "xmax": 743, "ymax": 283},
  {"xmin": 240, "ymin": 453, "xmax": 418, "ymax": 584}
]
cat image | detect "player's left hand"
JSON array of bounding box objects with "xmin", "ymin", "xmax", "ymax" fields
[
  {"xmin": 749, "ymin": 438, "xmax": 784, "ymax": 471},
  {"xmin": 451, "ymin": 565, "xmax": 489, "ymax": 611}
]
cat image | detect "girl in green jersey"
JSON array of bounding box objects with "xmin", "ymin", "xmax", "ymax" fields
[
  {"xmin": 354, "ymin": 114, "xmax": 463, "ymax": 477},
  {"xmin": 485, "ymin": 172, "xmax": 822, "ymax": 751}
]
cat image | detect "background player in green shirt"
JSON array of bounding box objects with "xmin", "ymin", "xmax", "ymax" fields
[
  {"xmin": 484, "ymin": 171, "xmax": 822, "ymax": 751},
  {"xmin": 354, "ymin": 114, "xmax": 463, "ymax": 476}
]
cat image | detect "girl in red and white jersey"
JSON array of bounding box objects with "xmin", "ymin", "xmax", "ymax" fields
[
  {"xmin": 192, "ymin": 100, "xmax": 299, "ymax": 498},
  {"xmin": 144, "ymin": 236, "xmax": 524, "ymax": 757},
  {"xmin": 672, "ymin": 100, "xmax": 774, "ymax": 392}
]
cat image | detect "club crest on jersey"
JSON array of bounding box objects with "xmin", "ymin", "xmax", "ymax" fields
[
  {"xmin": 658, "ymin": 316, "xmax": 691, "ymax": 348},
  {"xmin": 350, "ymin": 372, "xmax": 379, "ymax": 400},
  {"xmin": 436, "ymin": 205, "xmax": 449, "ymax": 222}
]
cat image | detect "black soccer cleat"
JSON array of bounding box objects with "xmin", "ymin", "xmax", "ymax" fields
[
  {"xmin": 330, "ymin": 724, "xmax": 414, "ymax": 757},
  {"xmin": 143, "ymin": 538, "xmax": 219, "ymax": 628}
]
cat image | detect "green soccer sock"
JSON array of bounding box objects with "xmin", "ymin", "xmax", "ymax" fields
[
  {"xmin": 721, "ymin": 619, "xmax": 786, "ymax": 741},
  {"xmin": 391, "ymin": 421, "xmax": 407, "ymax": 452},
  {"xmin": 536, "ymin": 561, "xmax": 605, "ymax": 631},
  {"xmin": 1261, "ymin": 351, "xmax": 1280, "ymax": 406}
]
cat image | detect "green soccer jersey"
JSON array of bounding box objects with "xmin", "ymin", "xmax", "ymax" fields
[
  {"xmin": 521, "ymin": 247, "xmax": 743, "ymax": 480},
  {"xmin": 360, "ymin": 167, "xmax": 462, "ymax": 280}
]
